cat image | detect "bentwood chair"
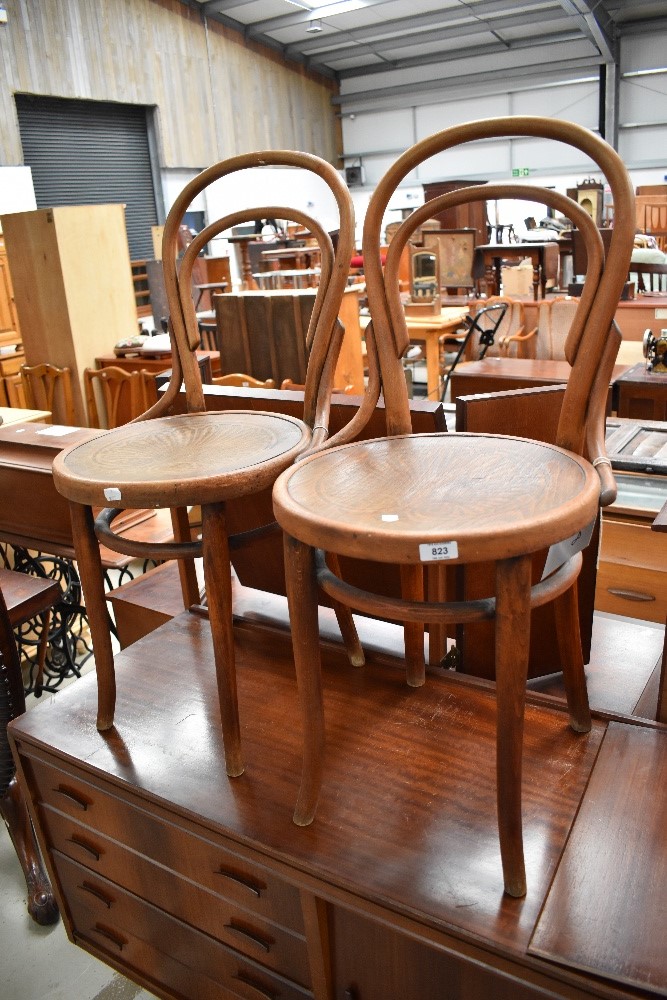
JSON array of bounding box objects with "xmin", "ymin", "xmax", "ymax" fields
[
  {"xmin": 52, "ymin": 152, "xmax": 362, "ymax": 779},
  {"xmin": 1, "ymin": 569, "xmax": 60, "ymax": 925},
  {"xmin": 272, "ymin": 118, "xmax": 635, "ymax": 897}
]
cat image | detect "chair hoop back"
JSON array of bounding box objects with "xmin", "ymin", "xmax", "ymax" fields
[
  {"xmin": 160, "ymin": 151, "xmax": 356, "ymax": 434},
  {"xmin": 364, "ymin": 117, "xmax": 634, "ymax": 439}
]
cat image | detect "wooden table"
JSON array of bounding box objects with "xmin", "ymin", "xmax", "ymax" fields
[
  {"xmin": 9, "ymin": 607, "xmax": 667, "ymax": 999},
  {"xmin": 615, "ymin": 362, "xmax": 667, "ymax": 421},
  {"xmin": 0, "ymin": 406, "xmax": 51, "ymax": 426},
  {"xmin": 476, "ymin": 242, "xmax": 556, "ymax": 300},
  {"xmin": 450, "ymin": 357, "xmax": 630, "ymax": 408},
  {"xmin": 403, "ymin": 306, "xmax": 469, "ymax": 398}
]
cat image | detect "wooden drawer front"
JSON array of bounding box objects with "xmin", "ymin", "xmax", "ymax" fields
[
  {"xmin": 600, "ymin": 518, "xmax": 667, "ymax": 571},
  {"xmin": 23, "ymin": 752, "xmax": 304, "ymax": 932},
  {"xmin": 53, "ymin": 852, "xmax": 313, "ymax": 1000},
  {"xmin": 596, "ymin": 560, "xmax": 667, "ymax": 622},
  {"xmin": 42, "ymin": 806, "xmax": 311, "ymax": 986},
  {"xmin": 597, "ymin": 519, "xmax": 667, "ymax": 623}
]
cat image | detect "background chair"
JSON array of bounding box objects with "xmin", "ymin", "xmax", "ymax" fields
[
  {"xmin": 212, "ymin": 373, "xmax": 276, "ymax": 389},
  {"xmin": 20, "ymin": 363, "xmax": 75, "ymax": 425},
  {"xmin": 272, "ymin": 117, "xmax": 634, "ymax": 899},
  {"xmin": 52, "ymin": 152, "xmax": 365, "ymax": 785},
  {"xmin": 530, "ymin": 297, "xmax": 580, "ymax": 360},
  {"xmin": 84, "ymin": 365, "xmax": 152, "ymax": 429},
  {"xmin": 0, "ymin": 568, "xmax": 60, "ymax": 925}
]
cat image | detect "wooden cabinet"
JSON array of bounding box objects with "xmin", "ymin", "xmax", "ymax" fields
[
  {"xmin": 10, "ymin": 610, "xmax": 666, "ymax": 1000},
  {"xmin": 0, "ymin": 234, "xmax": 21, "ymax": 347},
  {"xmin": 422, "ymin": 181, "xmax": 488, "ymax": 247},
  {"xmin": 1, "ymin": 205, "xmax": 138, "ymax": 425}
]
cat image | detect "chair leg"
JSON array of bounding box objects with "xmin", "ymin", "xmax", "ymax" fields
[
  {"xmin": 327, "ymin": 554, "xmax": 364, "ymax": 667},
  {"xmin": 427, "ymin": 564, "xmax": 448, "ymax": 666},
  {"xmin": 284, "ymin": 534, "xmax": 326, "ymax": 827},
  {"xmin": 495, "ymin": 555, "xmax": 532, "ymax": 898},
  {"xmin": 201, "ymin": 502, "xmax": 243, "ymax": 778},
  {"xmin": 1, "ymin": 778, "xmax": 59, "ymax": 925},
  {"xmin": 553, "ymin": 582, "xmax": 592, "ymax": 733},
  {"xmin": 401, "ymin": 564, "xmax": 426, "ymax": 687},
  {"xmin": 69, "ymin": 502, "xmax": 116, "ymax": 731}
]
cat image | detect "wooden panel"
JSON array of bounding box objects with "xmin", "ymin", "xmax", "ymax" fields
[
  {"xmin": 0, "ymin": 0, "xmax": 338, "ymax": 169},
  {"xmin": 1, "ymin": 206, "xmax": 138, "ymax": 425},
  {"xmin": 529, "ymin": 722, "xmax": 667, "ymax": 994},
  {"xmin": 0, "ymin": 236, "xmax": 21, "ymax": 346}
]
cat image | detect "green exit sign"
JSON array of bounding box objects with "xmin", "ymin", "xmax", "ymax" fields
[{"xmin": 512, "ymin": 167, "xmax": 531, "ymax": 177}]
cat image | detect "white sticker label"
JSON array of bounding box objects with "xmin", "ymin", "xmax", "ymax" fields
[
  {"xmin": 419, "ymin": 540, "xmax": 459, "ymax": 562},
  {"xmin": 104, "ymin": 487, "xmax": 122, "ymax": 501},
  {"xmin": 36, "ymin": 425, "xmax": 78, "ymax": 437},
  {"xmin": 542, "ymin": 519, "xmax": 595, "ymax": 579}
]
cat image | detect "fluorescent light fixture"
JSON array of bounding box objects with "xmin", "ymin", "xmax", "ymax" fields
[
  {"xmin": 304, "ymin": 0, "xmax": 368, "ymax": 14},
  {"xmin": 307, "ymin": 18, "xmax": 323, "ymax": 32}
]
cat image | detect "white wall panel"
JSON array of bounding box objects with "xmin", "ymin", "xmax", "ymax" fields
[
  {"xmin": 342, "ymin": 108, "xmax": 415, "ymax": 154},
  {"xmin": 621, "ymin": 31, "xmax": 667, "ymax": 73},
  {"xmin": 621, "ymin": 74, "xmax": 667, "ymax": 123},
  {"xmin": 415, "ymin": 94, "xmax": 510, "ymax": 136},
  {"xmin": 417, "ymin": 141, "xmax": 511, "ymax": 181},
  {"xmin": 619, "ymin": 126, "xmax": 667, "ymax": 165},
  {"xmin": 511, "ymin": 82, "xmax": 598, "ymax": 126}
]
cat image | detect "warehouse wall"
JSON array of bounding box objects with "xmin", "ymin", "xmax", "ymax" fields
[{"xmin": 0, "ymin": 0, "xmax": 340, "ymax": 171}]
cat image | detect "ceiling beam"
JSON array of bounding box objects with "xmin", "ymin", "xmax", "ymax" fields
[
  {"xmin": 556, "ymin": 0, "xmax": 617, "ymax": 61},
  {"xmin": 336, "ymin": 30, "xmax": 589, "ymax": 80},
  {"xmin": 244, "ymin": 0, "xmax": 560, "ymax": 40},
  {"xmin": 335, "ymin": 54, "xmax": 601, "ymax": 108},
  {"xmin": 286, "ymin": 5, "xmax": 573, "ymax": 59}
]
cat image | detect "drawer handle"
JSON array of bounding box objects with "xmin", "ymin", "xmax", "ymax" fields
[
  {"xmin": 54, "ymin": 785, "xmax": 89, "ymax": 810},
  {"xmin": 92, "ymin": 923, "xmax": 125, "ymax": 952},
  {"xmin": 607, "ymin": 588, "xmax": 655, "ymax": 603},
  {"xmin": 232, "ymin": 971, "xmax": 279, "ymax": 999},
  {"xmin": 68, "ymin": 834, "xmax": 101, "ymax": 861},
  {"xmin": 225, "ymin": 920, "xmax": 272, "ymax": 953},
  {"xmin": 216, "ymin": 866, "xmax": 262, "ymax": 897},
  {"xmin": 79, "ymin": 881, "xmax": 113, "ymax": 908}
]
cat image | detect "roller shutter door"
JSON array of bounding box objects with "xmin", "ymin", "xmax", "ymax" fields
[{"xmin": 15, "ymin": 94, "xmax": 158, "ymax": 259}]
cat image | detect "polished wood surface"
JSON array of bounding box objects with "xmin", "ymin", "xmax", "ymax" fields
[
  {"xmin": 10, "ymin": 609, "xmax": 667, "ymax": 998},
  {"xmin": 529, "ymin": 722, "xmax": 667, "ymax": 994}
]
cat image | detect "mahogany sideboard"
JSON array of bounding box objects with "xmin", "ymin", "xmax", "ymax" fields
[{"xmin": 9, "ymin": 610, "xmax": 667, "ymax": 1000}]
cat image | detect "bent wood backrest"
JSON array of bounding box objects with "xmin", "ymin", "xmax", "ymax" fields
[
  {"xmin": 364, "ymin": 118, "xmax": 635, "ymax": 491},
  {"xmin": 150, "ymin": 152, "xmax": 369, "ymax": 452}
]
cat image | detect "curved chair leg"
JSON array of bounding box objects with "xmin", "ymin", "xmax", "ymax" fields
[
  {"xmin": 69, "ymin": 502, "xmax": 116, "ymax": 731},
  {"xmin": 1, "ymin": 778, "xmax": 59, "ymax": 925},
  {"xmin": 284, "ymin": 534, "xmax": 326, "ymax": 827},
  {"xmin": 201, "ymin": 502, "xmax": 244, "ymax": 778},
  {"xmin": 327, "ymin": 554, "xmax": 364, "ymax": 668},
  {"xmin": 553, "ymin": 582, "xmax": 592, "ymax": 733},
  {"xmin": 401, "ymin": 564, "xmax": 426, "ymax": 687},
  {"xmin": 495, "ymin": 555, "xmax": 532, "ymax": 898}
]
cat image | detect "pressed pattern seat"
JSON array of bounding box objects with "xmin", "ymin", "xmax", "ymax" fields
[
  {"xmin": 52, "ymin": 151, "xmax": 358, "ymax": 780},
  {"xmin": 272, "ymin": 117, "xmax": 635, "ymax": 898}
]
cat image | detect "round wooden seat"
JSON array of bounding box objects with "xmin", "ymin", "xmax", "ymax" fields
[
  {"xmin": 54, "ymin": 411, "xmax": 310, "ymax": 508},
  {"xmin": 274, "ymin": 433, "xmax": 600, "ymax": 565}
]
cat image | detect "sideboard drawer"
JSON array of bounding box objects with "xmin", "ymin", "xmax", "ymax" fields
[
  {"xmin": 597, "ymin": 518, "xmax": 667, "ymax": 623},
  {"xmin": 42, "ymin": 806, "xmax": 311, "ymax": 986},
  {"xmin": 22, "ymin": 751, "xmax": 304, "ymax": 932},
  {"xmin": 54, "ymin": 851, "xmax": 314, "ymax": 1000}
]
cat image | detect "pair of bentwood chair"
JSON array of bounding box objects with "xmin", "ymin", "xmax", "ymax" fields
[{"xmin": 272, "ymin": 117, "xmax": 634, "ymax": 897}]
